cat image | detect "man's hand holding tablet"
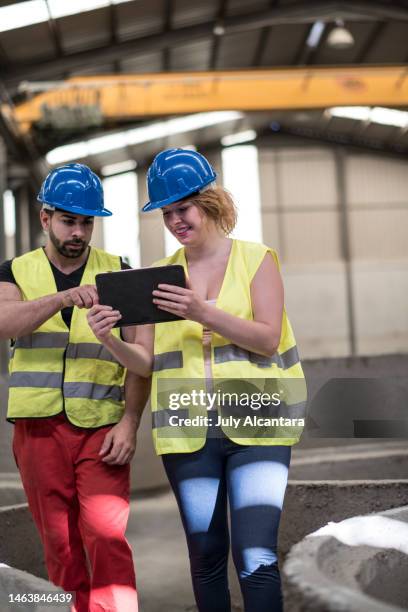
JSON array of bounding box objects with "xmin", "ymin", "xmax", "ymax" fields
[{"xmin": 86, "ymin": 265, "xmax": 186, "ymax": 376}]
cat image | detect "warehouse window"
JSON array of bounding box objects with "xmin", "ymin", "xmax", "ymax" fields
[
  {"xmin": 3, "ymin": 190, "xmax": 16, "ymax": 259},
  {"xmin": 0, "ymin": 0, "xmax": 134, "ymax": 32},
  {"xmin": 222, "ymin": 145, "xmax": 262, "ymax": 243},
  {"xmin": 102, "ymin": 172, "xmax": 140, "ymax": 268}
]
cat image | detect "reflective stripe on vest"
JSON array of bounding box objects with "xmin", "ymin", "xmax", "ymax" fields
[
  {"xmin": 153, "ymin": 351, "xmax": 183, "ymax": 372},
  {"xmin": 214, "ymin": 344, "xmax": 300, "ymax": 370},
  {"xmin": 152, "ymin": 345, "xmax": 300, "ymax": 373},
  {"xmin": 13, "ymin": 337, "xmax": 123, "ymax": 364},
  {"xmin": 8, "ymin": 374, "xmax": 123, "ymax": 402},
  {"xmin": 64, "ymin": 382, "xmax": 124, "ymax": 402},
  {"xmin": 9, "ymin": 372, "xmax": 62, "ymax": 388},
  {"xmin": 153, "ymin": 344, "xmax": 299, "ymax": 372},
  {"xmin": 14, "ymin": 332, "xmax": 69, "ymax": 349},
  {"xmin": 66, "ymin": 342, "xmax": 120, "ymax": 364}
]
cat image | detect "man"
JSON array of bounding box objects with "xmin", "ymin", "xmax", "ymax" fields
[{"xmin": 0, "ymin": 163, "xmax": 150, "ymax": 612}]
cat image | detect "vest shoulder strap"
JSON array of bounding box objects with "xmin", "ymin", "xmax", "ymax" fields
[
  {"xmin": 12, "ymin": 248, "xmax": 45, "ymax": 275},
  {"xmin": 88, "ymin": 247, "xmax": 121, "ymax": 269},
  {"xmin": 235, "ymin": 240, "xmax": 281, "ymax": 282},
  {"xmin": 151, "ymin": 248, "xmax": 184, "ymax": 268}
]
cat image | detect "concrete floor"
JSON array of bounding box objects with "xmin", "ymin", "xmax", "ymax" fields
[{"xmin": 129, "ymin": 489, "xmax": 243, "ymax": 612}]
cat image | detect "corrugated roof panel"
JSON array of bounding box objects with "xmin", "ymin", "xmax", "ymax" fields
[
  {"xmin": 172, "ymin": 0, "xmax": 218, "ymax": 28},
  {"xmin": 115, "ymin": 0, "xmax": 165, "ymax": 41},
  {"xmin": 120, "ymin": 51, "xmax": 163, "ymax": 73},
  {"xmin": 363, "ymin": 22, "xmax": 408, "ymax": 63},
  {"xmin": 170, "ymin": 39, "xmax": 212, "ymax": 71},
  {"xmin": 215, "ymin": 31, "xmax": 260, "ymax": 69},
  {"xmin": 0, "ymin": 22, "xmax": 55, "ymax": 62},
  {"xmin": 70, "ymin": 63, "xmax": 116, "ymax": 76},
  {"xmin": 260, "ymin": 24, "xmax": 309, "ymax": 66},
  {"xmin": 226, "ymin": 0, "xmax": 270, "ymax": 17},
  {"xmin": 58, "ymin": 9, "xmax": 111, "ymax": 54}
]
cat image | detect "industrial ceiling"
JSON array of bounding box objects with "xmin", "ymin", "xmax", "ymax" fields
[{"xmin": 0, "ymin": 0, "xmax": 407, "ymax": 182}]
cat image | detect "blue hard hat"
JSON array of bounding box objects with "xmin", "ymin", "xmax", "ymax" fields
[
  {"xmin": 142, "ymin": 148, "xmax": 217, "ymax": 212},
  {"xmin": 37, "ymin": 163, "xmax": 112, "ymax": 217}
]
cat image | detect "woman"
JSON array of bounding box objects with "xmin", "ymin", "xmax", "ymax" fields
[{"xmin": 87, "ymin": 148, "xmax": 306, "ymax": 612}]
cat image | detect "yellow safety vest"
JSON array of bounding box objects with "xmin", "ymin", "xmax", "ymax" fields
[
  {"xmin": 151, "ymin": 239, "xmax": 307, "ymax": 455},
  {"xmin": 8, "ymin": 247, "xmax": 125, "ymax": 428}
]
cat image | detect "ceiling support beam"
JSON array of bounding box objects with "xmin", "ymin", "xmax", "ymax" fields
[
  {"xmin": 209, "ymin": 0, "xmax": 229, "ymax": 70},
  {"xmin": 44, "ymin": 0, "xmax": 63, "ymax": 57},
  {"xmin": 162, "ymin": 0, "xmax": 173, "ymax": 72}
]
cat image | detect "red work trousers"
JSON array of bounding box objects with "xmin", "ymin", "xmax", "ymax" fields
[{"xmin": 13, "ymin": 413, "xmax": 138, "ymax": 612}]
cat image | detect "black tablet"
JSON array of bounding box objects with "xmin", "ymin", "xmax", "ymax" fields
[{"xmin": 95, "ymin": 265, "xmax": 186, "ymax": 326}]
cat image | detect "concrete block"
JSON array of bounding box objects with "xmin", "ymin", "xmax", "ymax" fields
[
  {"xmin": 0, "ymin": 505, "xmax": 46, "ymax": 579},
  {"xmin": 279, "ymin": 480, "xmax": 408, "ymax": 559},
  {"xmin": 282, "ymin": 505, "xmax": 408, "ymax": 611}
]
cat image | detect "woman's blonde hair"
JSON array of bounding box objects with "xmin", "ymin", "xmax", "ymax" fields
[{"xmin": 188, "ymin": 185, "xmax": 237, "ymax": 235}]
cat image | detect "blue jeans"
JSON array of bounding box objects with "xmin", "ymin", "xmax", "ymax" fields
[{"xmin": 162, "ymin": 433, "xmax": 291, "ymax": 612}]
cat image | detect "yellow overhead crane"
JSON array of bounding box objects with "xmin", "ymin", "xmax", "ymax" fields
[{"xmin": 4, "ymin": 66, "xmax": 408, "ymax": 134}]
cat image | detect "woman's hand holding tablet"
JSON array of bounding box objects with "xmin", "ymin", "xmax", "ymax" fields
[{"xmin": 94, "ymin": 264, "xmax": 186, "ymax": 327}]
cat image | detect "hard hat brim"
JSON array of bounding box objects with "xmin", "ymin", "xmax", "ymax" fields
[
  {"xmin": 37, "ymin": 198, "xmax": 112, "ymax": 217},
  {"xmin": 141, "ymin": 177, "xmax": 216, "ymax": 213}
]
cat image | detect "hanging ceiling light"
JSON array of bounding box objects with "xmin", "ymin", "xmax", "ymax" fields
[
  {"xmin": 327, "ymin": 20, "xmax": 354, "ymax": 50},
  {"xmin": 213, "ymin": 20, "xmax": 225, "ymax": 36}
]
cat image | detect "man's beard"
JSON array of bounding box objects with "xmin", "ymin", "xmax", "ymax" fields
[{"xmin": 49, "ymin": 227, "xmax": 88, "ymax": 259}]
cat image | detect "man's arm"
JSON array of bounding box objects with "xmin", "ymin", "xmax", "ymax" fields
[
  {"xmin": 99, "ymin": 324, "xmax": 153, "ymax": 465},
  {"xmin": 0, "ymin": 281, "xmax": 99, "ymax": 340}
]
